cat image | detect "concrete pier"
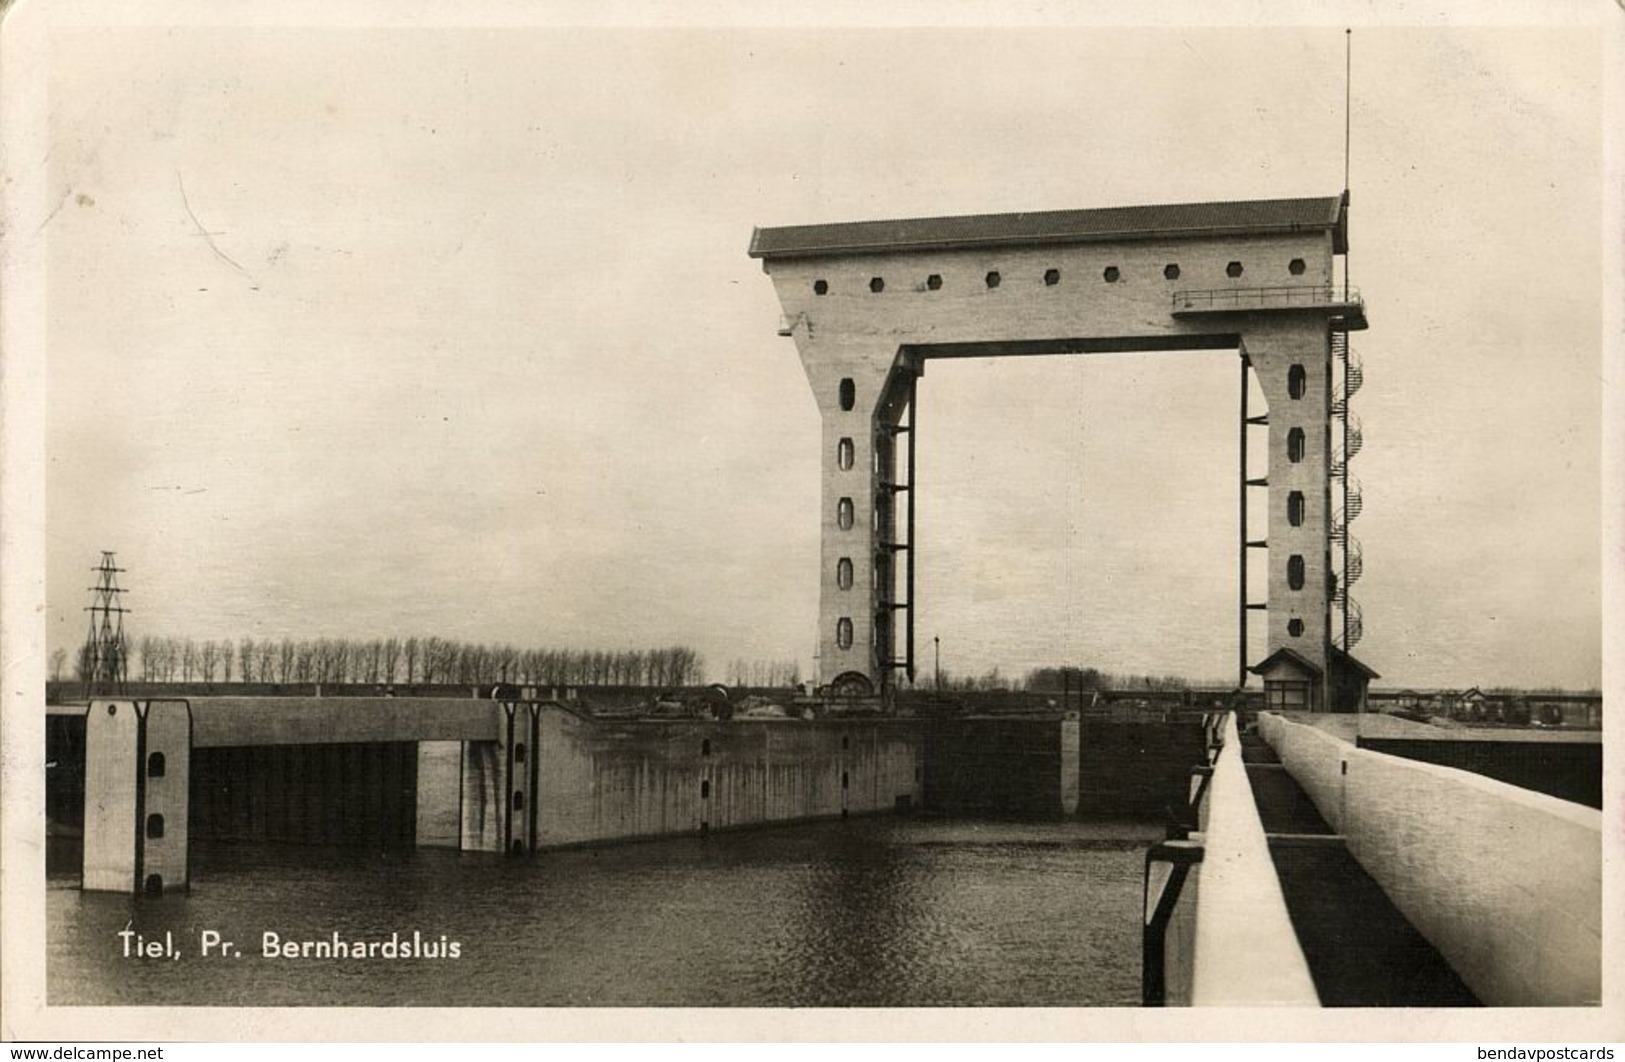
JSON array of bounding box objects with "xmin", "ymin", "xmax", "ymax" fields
[{"xmin": 82, "ymin": 699, "xmax": 192, "ymax": 895}]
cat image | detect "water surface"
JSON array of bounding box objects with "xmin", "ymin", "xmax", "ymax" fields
[{"xmin": 49, "ymin": 816, "xmax": 1157, "ymax": 1007}]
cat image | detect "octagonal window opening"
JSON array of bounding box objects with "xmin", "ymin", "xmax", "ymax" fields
[
  {"xmin": 1288, "ymin": 364, "xmax": 1307, "ymax": 400},
  {"xmin": 1045, "ymin": 268, "xmax": 1062, "ymax": 286},
  {"xmin": 146, "ymin": 814, "xmax": 165, "ymax": 839},
  {"xmin": 1226, "ymin": 261, "xmax": 1244, "ymax": 278},
  {"xmin": 985, "ymin": 271, "xmax": 1001, "ymax": 289},
  {"xmin": 839, "ymin": 378, "xmax": 856, "ymax": 411},
  {"xmin": 1288, "ymin": 427, "xmax": 1306, "ymax": 463},
  {"xmin": 837, "ymin": 497, "xmax": 854, "ymax": 531},
  {"xmin": 1288, "ymin": 555, "xmax": 1305, "ymax": 591},
  {"xmin": 869, "ymin": 277, "xmax": 885, "ymax": 294},
  {"xmin": 1288, "ymin": 258, "xmax": 1307, "ymax": 276},
  {"xmin": 1102, "ymin": 266, "xmax": 1120, "ymax": 283},
  {"xmin": 836, "ymin": 618, "xmax": 854, "ymax": 651},
  {"xmin": 1288, "ymin": 618, "xmax": 1305, "ymax": 637},
  {"xmin": 926, "ymin": 274, "xmax": 943, "ymax": 291},
  {"xmin": 837, "ymin": 437, "xmax": 855, "ymax": 471},
  {"xmin": 1288, "ymin": 491, "xmax": 1306, "ymax": 527},
  {"xmin": 1163, "ymin": 263, "xmax": 1180, "ymax": 280},
  {"xmin": 814, "ymin": 279, "xmax": 829, "ymax": 296},
  {"xmin": 837, "ymin": 557, "xmax": 854, "ymax": 591}
]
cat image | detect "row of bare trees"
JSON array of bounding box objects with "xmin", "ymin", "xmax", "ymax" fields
[
  {"xmin": 1022, "ymin": 666, "xmax": 1203, "ymax": 693},
  {"xmin": 722, "ymin": 658, "xmax": 803, "ymax": 688},
  {"xmin": 119, "ymin": 635, "xmax": 707, "ymax": 687}
]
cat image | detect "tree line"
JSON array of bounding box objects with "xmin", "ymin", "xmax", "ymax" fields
[
  {"xmin": 80, "ymin": 635, "xmax": 715, "ymax": 688},
  {"xmin": 1022, "ymin": 666, "xmax": 1208, "ymax": 692},
  {"xmin": 723, "ymin": 657, "xmax": 803, "ymax": 688},
  {"xmin": 909, "ymin": 665, "xmax": 1207, "ymax": 693}
]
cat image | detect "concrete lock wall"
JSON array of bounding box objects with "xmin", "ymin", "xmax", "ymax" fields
[
  {"xmin": 414, "ymin": 740, "xmax": 463, "ymax": 848},
  {"xmin": 925, "ymin": 718, "xmax": 1078, "ymax": 815},
  {"xmin": 1259, "ymin": 713, "xmax": 1601, "ymax": 1005},
  {"xmin": 459, "ymin": 740, "xmax": 506, "ymax": 852},
  {"xmin": 532, "ymin": 706, "xmax": 923, "ymax": 847},
  {"xmin": 189, "ymin": 696, "xmax": 499, "ymax": 747}
]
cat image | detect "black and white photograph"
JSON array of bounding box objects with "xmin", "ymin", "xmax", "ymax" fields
[{"xmin": 2, "ymin": 0, "xmax": 1619, "ymax": 1044}]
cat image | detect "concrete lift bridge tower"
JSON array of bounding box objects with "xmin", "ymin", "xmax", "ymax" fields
[{"xmin": 751, "ymin": 194, "xmax": 1377, "ymax": 713}]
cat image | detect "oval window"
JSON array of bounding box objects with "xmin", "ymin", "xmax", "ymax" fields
[
  {"xmin": 1288, "ymin": 618, "xmax": 1305, "ymax": 637},
  {"xmin": 1288, "ymin": 491, "xmax": 1306, "ymax": 527},
  {"xmin": 1287, "ymin": 428, "xmax": 1306, "ymax": 463},
  {"xmin": 837, "ymin": 498, "xmax": 854, "ymax": 531},
  {"xmin": 839, "ymin": 378, "xmax": 855, "ymax": 411},
  {"xmin": 837, "ymin": 437, "xmax": 854, "ymax": 471},
  {"xmin": 1288, "ymin": 555, "xmax": 1305, "ymax": 591},
  {"xmin": 837, "ymin": 557, "xmax": 853, "ymax": 590},
  {"xmin": 1288, "ymin": 364, "xmax": 1307, "ymax": 400},
  {"xmin": 836, "ymin": 618, "xmax": 854, "ymax": 650}
]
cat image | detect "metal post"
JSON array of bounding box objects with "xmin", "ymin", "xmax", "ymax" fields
[
  {"xmin": 906, "ymin": 367, "xmax": 917, "ymax": 683},
  {"xmin": 1239, "ymin": 355, "xmax": 1249, "ymax": 688}
]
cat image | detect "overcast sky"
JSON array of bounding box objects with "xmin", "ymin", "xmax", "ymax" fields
[{"xmin": 39, "ymin": 16, "xmax": 1606, "ymax": 690}]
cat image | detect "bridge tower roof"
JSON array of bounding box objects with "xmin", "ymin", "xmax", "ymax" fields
[{"xmin": 750, "ymin": 194, "xmax": 1349, "ymax": 261}]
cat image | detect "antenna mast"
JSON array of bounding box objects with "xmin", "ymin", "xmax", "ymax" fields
[{"xmin": 1343, "ymin": 27, "xmax": 1352, "ymax": 301}]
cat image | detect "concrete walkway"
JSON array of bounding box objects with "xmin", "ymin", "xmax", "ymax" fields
[{"xmin": 1240, "ymin": 731, "xmax": 1480, "ymax": 1006}]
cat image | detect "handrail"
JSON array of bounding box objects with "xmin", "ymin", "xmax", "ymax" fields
[
  {"xmin": 1142, "ymin": 839, "xmax": 1204, "ymax": 1005},
  {"xmin": 1173, "ymin": 285, "xmax": 1363, "ymax": 313}
]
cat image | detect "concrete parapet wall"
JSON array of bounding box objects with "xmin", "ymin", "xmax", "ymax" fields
[
  {"xmin": 1191, "ymin": 713, "xmax": 1319, "ymax": 1005},
  {"xmin": 1265, "ymin": 713, "xmax": 1350, "ymax": 831},
  {"xmin": 1259, "ymin": 712, "xmax": 1601, "ymax": 1005},
  {"xmin": 533, "ymin": 706, "xmax": 923, "ymax": 847}
]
